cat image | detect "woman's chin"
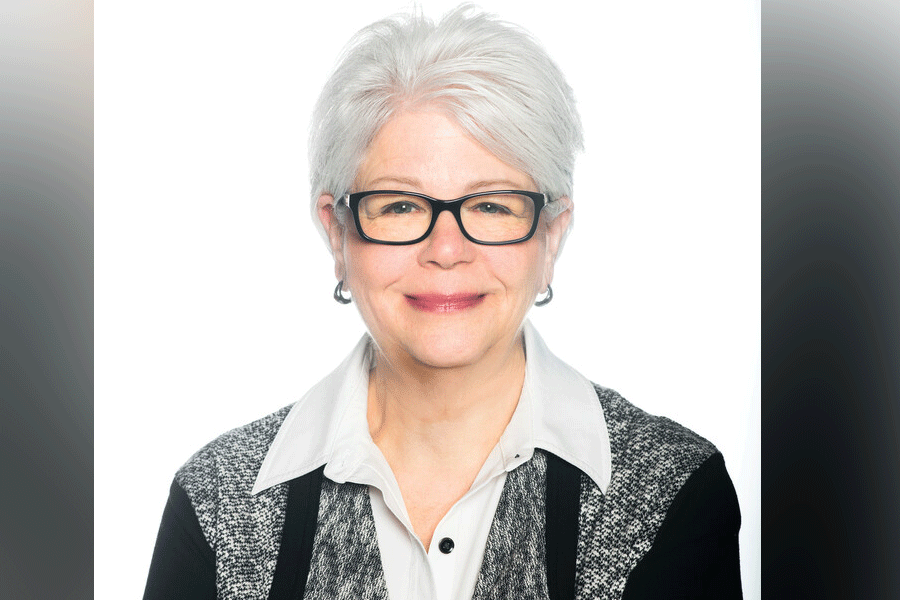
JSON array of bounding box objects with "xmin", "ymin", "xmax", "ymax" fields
[{"xmin": 398, "ymin": 334, "xmax": 493, "ymax": 371}]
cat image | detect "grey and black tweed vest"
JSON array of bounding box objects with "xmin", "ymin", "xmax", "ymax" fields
[{"xmin": 176, "ymin": 385, "xmax": 717, "ymax": 600}]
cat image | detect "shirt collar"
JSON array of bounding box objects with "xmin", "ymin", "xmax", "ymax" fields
[
  {"xmin": 251, "ymin": 320, "xmax": 610, "ymax": 495},
  {"xmin": 518, "ymin": 321, "xmax": 611, "ymax": 491}
]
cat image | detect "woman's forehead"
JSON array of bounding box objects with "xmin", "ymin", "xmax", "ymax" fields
[{"xmin": 355, "ymin": 110, "xmax": 535, "ymax": 194}]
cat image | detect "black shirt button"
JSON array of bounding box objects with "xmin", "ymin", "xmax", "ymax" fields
[{"xmin": 438, "ymin": 537, "xmax": 455, "ymax": 554}]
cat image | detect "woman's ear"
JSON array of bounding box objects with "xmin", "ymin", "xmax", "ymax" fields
[
  {"xmin": 316, "ymin": 194, "xmax": 346, "ymax": 278},
  {"xmin": 542, "ymin": 197, "xmax": 573, "ymax": 288}
]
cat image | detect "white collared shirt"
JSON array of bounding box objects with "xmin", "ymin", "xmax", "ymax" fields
[{"xmin": 253, "ymin": 321, "xmax": 610, "ymax": 600}]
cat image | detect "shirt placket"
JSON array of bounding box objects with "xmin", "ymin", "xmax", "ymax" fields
[{"xmin": 427, "ymin": 510, "xmax": 460, "ymax": 600}]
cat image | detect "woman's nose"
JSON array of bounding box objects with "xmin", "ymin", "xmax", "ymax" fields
[{"xmin": 419, "ymin": 210, "xmax": 474, "ymax": 268}]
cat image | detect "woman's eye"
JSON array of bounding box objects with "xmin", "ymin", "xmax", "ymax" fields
[
  {"xmin": 385, "ymin": 202, "xmax": 416, "ymax": 214},
  {"xmin": 474, "ymin": 202, "xmax": 511, "ymax": 215}
]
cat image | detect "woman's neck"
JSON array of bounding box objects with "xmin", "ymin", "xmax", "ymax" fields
[
  {"xmin": 367, "ymin": 332, "xmax": 526, "ymax": 461},
  {"xmin": 366, "ymin": 332, "xmax": 526, "ymax": 548}
]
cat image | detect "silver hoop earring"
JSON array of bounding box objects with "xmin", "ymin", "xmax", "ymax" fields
[
  {"xmin": 535, "ymin": 285, "xmax": 553, "ymax": 306},
  {"xmin": 333, "ymin": 280, "xmax": 352, "ymax": 304}
]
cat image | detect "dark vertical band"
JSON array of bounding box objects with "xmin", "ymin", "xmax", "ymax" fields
[
  {"xmin": 267, "ymin": 465, "xmax": 325, "ymax": 600},
  {"xmin": 545, "ymin": 453, "xmax": 582, "ymax": 600}
]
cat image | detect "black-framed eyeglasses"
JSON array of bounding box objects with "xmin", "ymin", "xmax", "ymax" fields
[{"xmin": 338, "ymin": 190, "xmax": 549, "ymax": 245}]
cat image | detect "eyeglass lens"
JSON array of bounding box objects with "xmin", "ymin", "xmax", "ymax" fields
[{"xmin": 357, "ymin": 192, "xmax": 536, "ymax": 243}]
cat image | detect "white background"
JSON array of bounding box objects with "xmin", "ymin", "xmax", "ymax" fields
[{"xmin": 96, "ymin": 0, "xmax": 759, "ymax": 598}]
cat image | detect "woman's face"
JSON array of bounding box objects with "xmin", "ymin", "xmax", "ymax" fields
[{"xmin": 318, "ymin": 109, "xmax": 570, "ymax": 370}]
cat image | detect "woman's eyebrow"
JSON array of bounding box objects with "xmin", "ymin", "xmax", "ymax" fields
[
  {"xmin": 363, "ymin": 175, "xmax": 422, "ymax": 189},
  {"xmin": 466, "ymin": 179, "xmax": 530, "ymax": 192},
  {"xmin": 364, "ymin": 177, "xmax": 529, "ymax": 192}
]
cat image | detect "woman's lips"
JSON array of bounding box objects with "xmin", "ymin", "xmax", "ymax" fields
[{"xmin": 405, "ymin": 293, "xmax": 486, "ymax": 313}]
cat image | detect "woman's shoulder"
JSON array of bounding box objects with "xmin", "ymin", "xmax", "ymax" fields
[
  {"xmin": 591, "ymin": 383, "xmax": 718, "ymax": 474},
  {"xmin": 174, "ymin": 403, "xmax": 294, "ymax": 497},
  {"xmin": 576, "ymin": 385, "xmax": 739, "ymax": 597},
  {"xmin": 582, "ymin": 385, "xmax": 741, "ymax": 598}
]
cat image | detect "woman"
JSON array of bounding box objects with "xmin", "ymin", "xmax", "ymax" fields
[{"xmin": 144, "ymin": 7, "xmax": 741, "ymax": 600}]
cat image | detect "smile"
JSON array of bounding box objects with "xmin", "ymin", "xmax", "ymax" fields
[{"xmin": 405, "ymin": 293, "xmax": 486, "ymax": 313}]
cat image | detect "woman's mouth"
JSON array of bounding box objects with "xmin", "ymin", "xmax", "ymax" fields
[{"xmin": 405, "ymin": 293, "xmax": 486, "ymax": 313}]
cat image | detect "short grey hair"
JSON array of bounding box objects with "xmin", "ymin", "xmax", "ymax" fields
[{"xmin": 309, "ymin": 5, "xmax": 583, "ymax": 241}]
